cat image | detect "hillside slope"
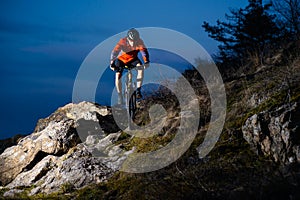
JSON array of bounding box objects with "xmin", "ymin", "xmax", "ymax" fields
[{"xmin": 0, "ymin": 56, "xmax": 300, "ymax": 199}]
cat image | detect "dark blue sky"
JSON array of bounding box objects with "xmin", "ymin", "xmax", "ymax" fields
[{"xmin": 0, "ymin": 0, "xmax": 248, "ymax": 139}]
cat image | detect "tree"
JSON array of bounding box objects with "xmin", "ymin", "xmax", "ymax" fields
[
  {"xmin": 270, "ymin": 0, "xmax": 300, "ymax": 40},
  {"xmin": 203, "ymin": 0, "xmax": 281, "ymax": 67}
]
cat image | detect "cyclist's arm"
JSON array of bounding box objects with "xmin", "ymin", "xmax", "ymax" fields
[
  {"xmin": 137, "ymin": 39, "xmax": 150, "ymax": 63},
  {"xmin": 110, "ymin": 39, "xmax": 124, "ymax": 62}
]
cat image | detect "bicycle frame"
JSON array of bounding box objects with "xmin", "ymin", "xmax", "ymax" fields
[{"xmin": 124, "ymin": 68, "xmax": 137, "ymax": 130}]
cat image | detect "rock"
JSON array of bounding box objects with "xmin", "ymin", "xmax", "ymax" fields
[
  {"xmin": 0, "ymin": 134, "xmax": 25, "ymax": 154},
  {"xmin": 28, "ymin": 144, "xmax": 113, "ymax": 195},
  {"xmin": 5, "ymin": 135, "xmax": 133, "ymax": 195},
  {"xmin": 249, "ymin": 93, "xmax": 268, "ymax": 107},
  {"xmin": 0, "ymin": 101, "xmax": 133, "ymax": 195},
  {"xmin": 242, "ymin": 114, "xmax": 261, "ymax": 152},
  {"xmin": 34, "ymin": 102, "xmax": 119, "ymax": 135},
  {"xmin": 6, "ymin": 155, "xmax": 58, "ymax": 189},
  {"xmin": 242, "ymin": 102, "xmax": 300, "ymax": 165},
  {"xmin": 0, "ymin": 119, "xmax": 80, "ymax": 185},
  {"xmin": 85, "ymin": 132, "xmax": 135, "ymax": 171},
  {"xmin": 3, "ymin": 189, "xmax": 23, "ymax": 197}
]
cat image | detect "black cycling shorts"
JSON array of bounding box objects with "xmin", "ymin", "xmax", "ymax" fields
[{"xmin": 112, "ymin": 58, "xmax": 143, "ymax": 73}]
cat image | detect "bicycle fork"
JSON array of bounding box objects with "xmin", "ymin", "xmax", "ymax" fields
[{"xmin": 125, "ymin": 70, "xmax": 137, "ymax": 130}]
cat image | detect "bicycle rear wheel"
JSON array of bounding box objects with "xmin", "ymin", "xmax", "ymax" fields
[{"xmin": 128, "ymin": 89, "xmax": 136, "ymax": 130}]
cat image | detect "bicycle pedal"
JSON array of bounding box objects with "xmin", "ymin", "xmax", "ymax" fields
[
  {"xmin": 136, "ymin": 100, "xmax": 145, "ymax": 109},
  {"xmin": 136, "ymin": 101, "xmax": 141, "ymax": 108}
]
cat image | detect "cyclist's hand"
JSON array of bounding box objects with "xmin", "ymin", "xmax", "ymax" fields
[
  {"xmin": 110, "ymin": 64, "xmax": 115, "ymax": 71},
  {"xmin": 110, "ymin": 60, "xmax": 115, "ymax": 71},
  {"xmin": 144, "ymin": 62, "xmax": 150, "ymax": 69}
]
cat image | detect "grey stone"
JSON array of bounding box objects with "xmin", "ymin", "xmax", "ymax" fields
[
  {"xmin": 0, "ymin": 102, "xmax": 133, "ymax": 195},
  {"xmin": 242, "ymin": 102, "xmax": 299, "ymax": 165}
]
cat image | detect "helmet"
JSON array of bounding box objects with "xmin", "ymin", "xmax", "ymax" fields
[{"xmin": 127, "ymin": 28, "xmax": 140, "ymax": 41}]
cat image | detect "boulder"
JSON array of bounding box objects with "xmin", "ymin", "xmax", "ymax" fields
[
  {"xmin": 0, "ymin": 101, "xmax": 133, "ymax": 195},
  {"xmin": 0, "ymin": 119, "xmax": 80, "ymax": 185},
  {"xmin": 242, "ymin": 102, "xmax": 300, "ymax": 165}
]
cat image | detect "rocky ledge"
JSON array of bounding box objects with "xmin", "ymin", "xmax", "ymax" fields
[
  {"xmin": 242, "ymin": 101, "xmax": 300, "ymax": 165},
  {"xmin": 0, "ymin": 102, "xmax": 133, "ymax": 196}
]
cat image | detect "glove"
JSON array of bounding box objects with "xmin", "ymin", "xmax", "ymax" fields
[
  {"xmin": 144, "ymin": 62, "xmax": 150, "ymax": 69},
  {"xmin": 110, "ymin": 61, "xmax": 115, "ymax": 71},
  {"xmin": 110, "ymin": 64, "xmax": 115, "ymax": 71}
]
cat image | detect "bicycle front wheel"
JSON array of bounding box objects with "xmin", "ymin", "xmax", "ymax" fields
[{"xmin": 128, "ymin": 89, "xmax": 136, "ymax": 130}]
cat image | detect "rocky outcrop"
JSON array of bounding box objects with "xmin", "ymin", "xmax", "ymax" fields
[
  {"xmin": 0, "ymin": 119, "xmax": 79, "ymax": 186},
  {"xmin": 0, "ymin": 134, "xmax": 24, "ymax": 154},
  {"xmin": 0, "ymin": 101, "xmax": 133, "ymax": 195},
  {"xmin": 242, "ymin": 102, "xmax": 300, "ymax": 165}
]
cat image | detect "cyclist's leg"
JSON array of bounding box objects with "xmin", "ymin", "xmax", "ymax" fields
[
  {"xmin": 129, "ymin": 59, "xmax": 144, "ymax": 98},
  {"xmin": 136, "ymin": 65, "xmax": 144, "ymax": 98},
  {"xmin": 113, "ymin": 59, "xmax": 125, "ymax": 104},
  {"xmin": 115, "ymin": 72, "xmax": 122, "ymax": 93},
  {"xmin": 136, "ymin": 63, "xmax": 144, "ymax": 89}
]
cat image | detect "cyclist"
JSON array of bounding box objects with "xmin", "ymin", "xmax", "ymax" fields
[{"xmin": 110, "ymin": 28, "xmax": 150, "ymax": 104}]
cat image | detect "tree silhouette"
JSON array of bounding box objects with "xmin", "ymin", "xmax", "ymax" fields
[
  {"xmin": 203, "ymin": 0, "xmax": 281, "ymax": 67},
  {"xmin": 270, "ymin": 0, "xmax": 300, "ymax": 40}
]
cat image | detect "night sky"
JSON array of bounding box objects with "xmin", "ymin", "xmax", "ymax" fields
[{"xmin": 0, "ymin": 0, "xmax": 248, "ymax": 139}]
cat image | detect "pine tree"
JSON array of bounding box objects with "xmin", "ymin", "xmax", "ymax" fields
[
  {"xmin": 203, "ymin": 0, "xmax": 281, "ymax": 67},
  {"xmin": 270, "ymin": 0, "xmax": 300, "ymax": 40}
]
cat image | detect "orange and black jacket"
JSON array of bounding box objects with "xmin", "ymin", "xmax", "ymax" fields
[{"xmin": 110, "ymin": 37, "xmax": 150, "ymax": 64}]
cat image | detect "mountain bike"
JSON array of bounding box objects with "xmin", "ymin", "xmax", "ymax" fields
[{"xmin": 124, "ymin": 67, "xmax": 137, "ymax": 130}]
